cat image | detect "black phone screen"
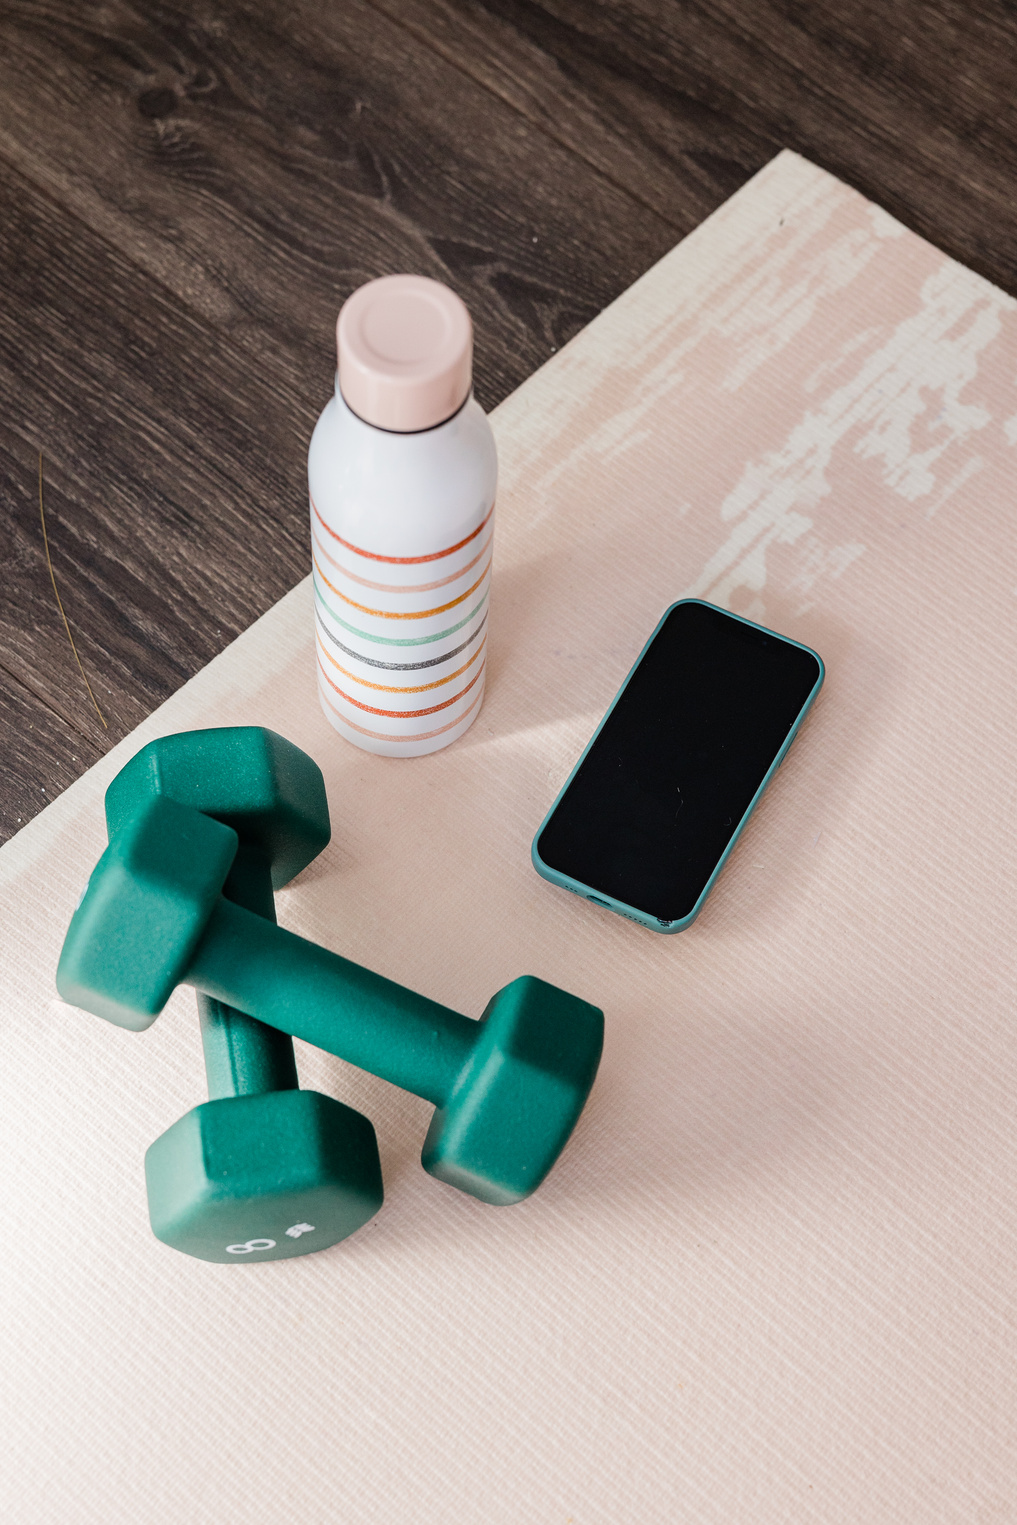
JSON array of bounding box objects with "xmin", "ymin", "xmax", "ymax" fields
[{"xmin": 535, "ymin": 601, "xmax": 823, "ymax": 925}]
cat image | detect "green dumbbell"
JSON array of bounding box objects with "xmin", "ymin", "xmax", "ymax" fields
[
  {"xmin": 59, "ymin": 726, "xmax": 604, "ymax": 1207},
  {"xmin": 102, "ymin": 729, "xmax": 383, "ymax": 1263}
]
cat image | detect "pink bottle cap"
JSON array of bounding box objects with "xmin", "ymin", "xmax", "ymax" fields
[{"xmin": 337, "ymin": 275, "xmax": 473, "ymax": 432}]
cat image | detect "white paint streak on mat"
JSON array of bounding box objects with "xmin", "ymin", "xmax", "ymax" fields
[{"xmin": 1, "ymin": 152, "xmax": 1016, "ymax": 1523}]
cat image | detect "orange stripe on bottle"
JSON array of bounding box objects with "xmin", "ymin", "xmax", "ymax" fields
[
  {"xmin": 312, "ymin": 524, "xmax": 493, "ymax": 594},
  {"xmin": 312, "ymin": 552, "xmax": 491, "ymax": 620},
  {"xmin": 311, "ymin": 494, "xmax": 494, "ymax": 565},
  {"xmin": 319, "ymin": 683, "xmax": 484, "ymax": 744},
  {"xmin": 317, "ymin": 653, "xmax": 485, "ymax": 718}
]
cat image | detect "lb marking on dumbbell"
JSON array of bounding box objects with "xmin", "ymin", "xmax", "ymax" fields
[{"xmin": 58, "ymin": 727, "xmax": 604, "ymax": 1211}]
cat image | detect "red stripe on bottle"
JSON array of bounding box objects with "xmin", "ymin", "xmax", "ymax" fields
[{"xmin": 311, "ymin": 495, "xmax": 494, "ymax": 565}]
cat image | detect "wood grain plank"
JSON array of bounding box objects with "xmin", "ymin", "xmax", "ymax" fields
[
  {"xmin": 367, "ymin": 0, "xmax": 773, "ymax": 226},
  {"xmin": 0, "ymin": 156, "xmax": 311, "ymax": 748},
  {"xmin": 0, "ymin": 668, "xmax": 103, "ymax": 839},
  {"xmin": 0, "ymin": 0, "xmax": 673, "ymax": 410},
  {"xmin": 0, "ymin": 412, "xmax": 212, "ymax": 757},
  {"xmin": 406, "ymin": 0, "xmax": 1017, "ymax": 296}
]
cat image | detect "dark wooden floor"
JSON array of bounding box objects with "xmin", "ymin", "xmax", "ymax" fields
[{"xmin": 2, "ymin": 0, "xmax": 1016, "ymax": 839}]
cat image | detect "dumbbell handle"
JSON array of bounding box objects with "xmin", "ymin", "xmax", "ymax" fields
[
  {"xmin": 199, "ymin": 844, "xmax": 298, "ymax": 1101},
  {"xmin": 188, "ymin": 896, "xmax": 477, "ymax": 1108}
]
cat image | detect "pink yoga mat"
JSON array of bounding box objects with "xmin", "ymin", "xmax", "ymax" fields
[{"xmin": 1, "ymin": 151, "xmax": 1014, "ymax": 1522}]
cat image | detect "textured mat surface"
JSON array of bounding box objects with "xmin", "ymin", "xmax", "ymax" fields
[{"xmin": 2, "ymin": 151, "xmax": 1014, "ymax": 1522}]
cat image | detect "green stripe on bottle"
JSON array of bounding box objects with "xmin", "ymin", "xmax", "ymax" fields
[{"xmin": 313, "ymin": 574, "xmax": 490, "ymax": 648}]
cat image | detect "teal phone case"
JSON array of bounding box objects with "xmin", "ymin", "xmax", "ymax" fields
[{"xmin": 530, "ymin": 599, "xmax": 825, "ymax": 934}]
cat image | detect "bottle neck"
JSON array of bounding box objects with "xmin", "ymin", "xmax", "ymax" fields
[{"xmin": 333, "ymin": 376, "xmax": 470, "ymax": 438}]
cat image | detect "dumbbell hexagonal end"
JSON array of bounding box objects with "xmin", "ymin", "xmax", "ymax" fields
[
  {"xmin": 105, "ymin": 727, "xmax": 330, "ymax": 889},
  {"xmin": 421, "ymin": 976, "xmax": 604, "ymax": 1206},
  {"xmin": 145, "ymin": 1090, "xmax": 384, "ymax": 1263},
  {"xmin": 57, "ymin": 795, "xmax": 238, "ymax": 1031}
]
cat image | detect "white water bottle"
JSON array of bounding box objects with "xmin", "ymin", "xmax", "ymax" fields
[{"xmin": 308, "ymin": 275, "xmax": 497, "ymax": 758}]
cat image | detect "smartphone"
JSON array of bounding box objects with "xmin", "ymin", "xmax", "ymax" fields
[{"xmin": 531, "ymin": 599, "xmax": 824, "ymax": 932}]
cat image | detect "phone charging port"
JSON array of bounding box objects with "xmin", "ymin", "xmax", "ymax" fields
[{"xmin": 587, "ymin": 895, "xmax": 609, "ymax": 906}]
